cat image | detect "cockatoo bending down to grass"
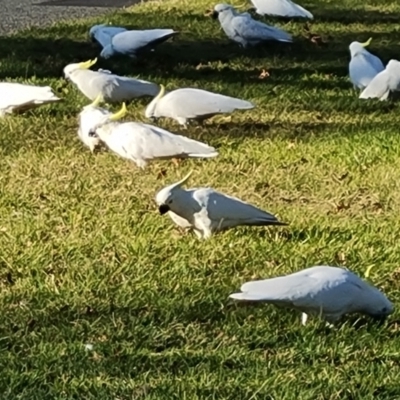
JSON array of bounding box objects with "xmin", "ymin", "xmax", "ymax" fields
[
  {"xmin": 155, "ymin": 171, "xmax": 286, "ymax": 239},
  {"xmin": 360, "ymin": 59, "xmax": 400, "ymax": 101},
  {"xmin": 230, "ymin": 265, "xmax": 394, "ymax": 326},
  {"xmin": 82, "ymin": 99, "xmax": 218, "ymax": 168},
  {"xmin": 89, "ymin": 24, "xmax": 179, "ymax": 59}
]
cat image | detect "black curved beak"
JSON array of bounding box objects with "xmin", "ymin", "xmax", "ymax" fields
[
  {"xmin": 211, "ymin": 11, "xmax": 219, "ymax": 19},
  {"xmin": 159, "ymin": 204, "xmax": 170, "ymax": 215},
  {"xmin": 88, "ymin": 130, "xmax": 98, "ymax": 138}
]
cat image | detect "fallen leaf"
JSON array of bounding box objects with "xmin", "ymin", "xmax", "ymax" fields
[{"xmin": 337, "ymin": 252, "xmax": 346, "ymax": 263}]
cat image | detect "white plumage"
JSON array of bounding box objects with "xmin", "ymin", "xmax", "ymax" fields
[
  {"xmin": 349, "ymin": 38, "xmax": 384, "ymax": 90},
  {"xmin": 212, "ymin": 3, "xmax": 293, "ymax": 47},
  {"xmin": 88, "ymin": 25, "xmax": 178, "ymax": 59},
  {"xmin": 155, "ymin": 172, "xmax": 286, "ymax": 239},
  {"xmin": 87, "ymin": 104, "xmax": 218, "ymax": 168},
  {"xmin": 145, "ymin": 86, "xmax": 255, "ymax": 126},
  {"xmin": 64, "ymin": 59, "xmax": 159, "ymax": 102},
  {"xmin": 360, "ymin": 59, "xmax": 400, "ymax": 101},
  {"xmin": 0, "ymin": 83, "xmax": 60, "ymax": 116},
  {"xmin": 89, "ymin": 24, "xmax": 128, "ymax": 48},
  {"xmin": 251, "ymin": 0, "xmax": 313, "ymax": 19},
  {"xmin": 77, "ymin": 96, "xmax": 111, "ymax": 152},
  {"xmin": 230, "ymin": 265, "xmax": 394, "ymax": 325}
]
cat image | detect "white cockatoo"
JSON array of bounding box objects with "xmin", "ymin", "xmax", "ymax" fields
[
  {"xmin": 251, "ymin": 0, "xmax": 313, "ymax": 19},
  {"xmin": 155, "ymin": 171, "xmax": 286, "ymax": 239},
  {"xmin": 359, "ymin": 59, "xmax": 400, "ymax": 101},
  {"xmin": 349, "ymin": 38, "xmax": 384, "ymax": 90},
  {"xmin": 63, "ymin": 58, "xmax": 159, "ymax": 102},
  {"xmin": 86, "ymin": 103, "xmax": 218, "ymax": 168},
  {"xmin": 145, "ymin": 85, "xmax": 255, "ymax": 126},
  {"xmin": 77, "ymin": 95, "xmax": 111, "ymax": 152},
  {"xmin": 88, "ymin": 25, "xmax": 179, "ymax": 59},
  {"xmin": 211, "ymin": 3, "xmax": 293, "ymax": 47},
  {"xmin": 89, "ymin": 24, "xmax": 128, "ymax": 47},
  {"xmin": 230, "ymin": 265, "xmax": 394, "ymax": 325},
  {"xmin": 0, "ymin": 82, "xmax": 60, "ymax": 116}
]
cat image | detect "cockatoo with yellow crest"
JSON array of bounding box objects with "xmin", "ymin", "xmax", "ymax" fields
[{"xmin": 63, "ymin": 58, "xmax": 159, "ymax": 103}]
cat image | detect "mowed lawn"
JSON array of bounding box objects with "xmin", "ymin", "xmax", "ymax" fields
[{"xmin": 1, "ymin": 0, "xmax": 400, "ymax": 398}]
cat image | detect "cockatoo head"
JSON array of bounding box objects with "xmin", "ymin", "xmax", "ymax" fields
[
  {"xmin": 212, "ymin": 3, "xmax": 236, "ymax": 19},
  {"xmin": 64, "ymin": 58, "xmax": 97, "ymax": 79},
  {"xmin": 86, "ymin": 101, "xmax": 128, "ymax": 139},
  {"xmin": 349, "ymin": 38, "xmax": 372, "ymax": 57},
  {"xmin": 155, "ymin": 171, "xmax": 193, "ymax": 215}
]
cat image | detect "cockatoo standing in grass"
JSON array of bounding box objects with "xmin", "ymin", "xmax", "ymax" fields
[
  {"xmin": 360, "ymin": 59, "xmax": 400, "ymax": 101},
  {"xmin": 86, "ymin": 103, "xmax": 218, "ymax": 168},
  {"xmin": 89, "ymin": 24, "xmax": 128, "ymax": 47},
  {"xmin": 64, "ymin": 58, "xmax": 159, "ymax": 102},
  {"xmin": 349, "ymin": 38, "xmax": 384, "ymax": 90},
  {"xmin": 211, "ymin": 3, "xmax": 293, "ymax": 47},
  {"xmin": 0, "ymin": 83, "xmax": 60, "ymax": 116},
  {"xmin": 88, "ymin": 25, "xmax": 179, "ymax": 59},
  {"xmin": 145, "ymin": 85, "xmax": 254, "ymax": 126},
  {"xmin": 155, "ymin": 171, "xmax": 286, "ymax": 239},
  {"xmin": 230, "ymin": 265, "xmax": 393, "ymax": 325},
  {"xmin": 77, "ymin": 95, "xmax": 110, "ymax": 152}
]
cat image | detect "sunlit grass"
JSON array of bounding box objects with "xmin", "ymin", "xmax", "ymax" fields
[{"xmin": 1, "ymin": 0, "xmax": 400, "ymax": 398}]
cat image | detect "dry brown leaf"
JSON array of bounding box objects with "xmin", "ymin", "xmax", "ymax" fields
[
  {"xmin": 287, "ymin": 141, "xmax": 296, "ymax": 149},
  {"xmin": 337, "ymin": 252, "xmax": 346, "ymax": 263}
]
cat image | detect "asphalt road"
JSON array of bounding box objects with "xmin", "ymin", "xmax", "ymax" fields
[{"xmin": 0, "ymin": 0, "xmax": 139, "ymax": 35}]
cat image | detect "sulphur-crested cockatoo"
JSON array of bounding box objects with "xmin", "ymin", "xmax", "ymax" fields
[
  {"xmin": 251, "ymin": 0, "xmax": 313, "ymax": 19},
  {"xmin": 64, "ymin": 58, "xmax": 159, "ymax": 102},
  {"xmin": 0, "ymin": 83, "xmax": 60, "ymax": 116},
  {"xmin": 145, "ymin": 85, "xmax": 255, "ymax": 126},
  {"xmin": 349, "ymin": 38, "xmax": 384, "ymax": 90},
  {"xmin": 359, "ymin": 59, "xmax": 400, "ymax": 101},
  {"xmin": 211, "ymin": 3, "xmax": 293, "ymax": 47},
  {"xmin": 89, "ymin": 24, "xmax": 128, "ymax": 47},
  {"xmin": 92, "ymin": 28, "xmax": 179, "ymax": 59},
  {"xmin": 86, "ymin": 103, "xmax": 218, "ymax": 168},
  {"xmin": 77, "ymin": 95, "xmax": 111, "ymax": 152},
  {"xmin": 230, "ymin": 265, "xmax": 394, "ymax": 325},
  {"xmin": 155, "ymin": 172, "xmax": 286, "ymax": 239}
]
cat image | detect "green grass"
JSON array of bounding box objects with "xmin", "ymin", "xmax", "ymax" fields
[{"xmin": 1, "ymin": 0, "xmax": 400, "ymax": 398}]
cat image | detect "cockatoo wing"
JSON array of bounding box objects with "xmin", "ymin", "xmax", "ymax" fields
[
  {"xmin": 194, "ymin": 189, "xmax": 284, "ymax": 226},
  {"xmin": 162, "ymin": 89, "xmax": 254, "ymax": 118},
  {"xmin": 90, "ymin": 25, "xmax": 127, "ymax": 48},
  {"xmin": 230, "ymin": 266, "xmax": 363, "ymax": 315},
  {"xmin": 111, "ymin": 29, "xmax": 177, "ymax": 55},
  {"xmin": 232, "ymin": 15, "xmax": 293, "ymax": 43},
  {"xmin": 251, "ymin": 0, "xmax": 313, "ymax": 19},
  {"xmin": 368, "ymin": 53, "xmax": 385, "ymax": 73},
  {"xmin": 90, "ymin": 73, "xmax": 159, "ymax": 101},
  {"xmin": 359, "ymin": 70, "xmax": 390, "ymax": 100},
  {"xmin": 115, "ymin": 122, "xmax": 218, "ymax": 160},
  {"xmin": 0, "ymin": 83, "xmax": 60, "ymax": 112}
]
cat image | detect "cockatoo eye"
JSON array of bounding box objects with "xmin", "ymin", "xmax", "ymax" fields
[{"xmin": 168, "ymin": 199, "xmax": 173, "ymax": 204}]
